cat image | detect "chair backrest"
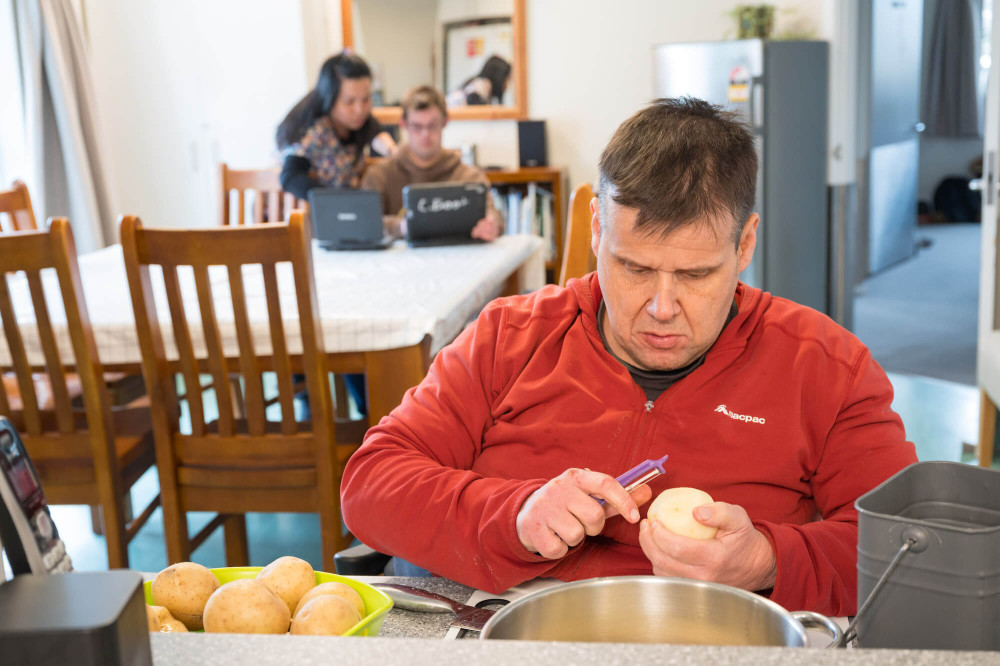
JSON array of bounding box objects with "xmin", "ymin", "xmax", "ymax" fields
[
  {"xmin": 219, "ymin": 163, "xmax": 303, "ymax": 226},
  {"xmin": 0, "ymin": 219, "xmax": 114, "ymax": 449},
  {"xmin": 120, "ymin": 211, "xmax": 333, "ymax": 444},
  {"xmin": 558, "ymin": 182, "xmax": 596, "ymax": 287},
  {"xmin": 0, "ymin": 180, "xmax": 39, "ymax": 232}
]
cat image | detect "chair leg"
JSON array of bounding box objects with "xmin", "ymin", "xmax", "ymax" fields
[
  {"xmin": 319, "ymin": 481, "xmax": 353, "ymax": 573},
  {"xmin": 91, "ymin": 495, "xmax": 133, "ymax": 536},
  {"xmin": 223, "ymin": 514, "xmax": 249, "ymax": 566},
  {"xmin": 229, "ymin": 377, "xmax": 247, "ymax": 419},
  {"xmin": 980, "ymin": 390, "xmax": 997, "ymax": 467},
  {"xmin": 90, "ymin": 505, "xmax": 103, "ymax": 535},
  {"xmin": 99, "ymin": 497, "xmax": 129, "ymax": 570},
  {"xmin": 162, "ymin": 505, "xmax": 191, "ymax": 565},
  {"xmin": 333, "ymin": 374, "xmax": 349, "ymax": 420}
]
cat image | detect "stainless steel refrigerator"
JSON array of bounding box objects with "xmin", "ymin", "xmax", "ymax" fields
[{"xmin": 653, "ymin": 39, "xmax": 829, "ymax": 314}]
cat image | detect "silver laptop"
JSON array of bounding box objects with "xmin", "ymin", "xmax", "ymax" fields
[{"xmin": 308, "ymin": 188, "xmax": 392, "ymax": 250}]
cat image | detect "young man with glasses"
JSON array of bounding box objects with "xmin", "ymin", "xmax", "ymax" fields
[{"xmin": 360, "ymin": 85, "xmax": 502, "ymax": 240}]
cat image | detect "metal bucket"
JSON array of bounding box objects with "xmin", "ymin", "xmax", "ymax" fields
[
  {"xmin": 855, "ymin": 461, "xmax": 1000, "ymax": 650},
  {"xmin": 478, "ymin": 576, "xmax": 841, "ymax": 647}
]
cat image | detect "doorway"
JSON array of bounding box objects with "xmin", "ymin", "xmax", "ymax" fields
[{"xmin": 852, "ymin": 0, "xmax": 989, "ymax": 464}]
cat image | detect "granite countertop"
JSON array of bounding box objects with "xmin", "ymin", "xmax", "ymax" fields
[
  {"xmin": 355, "ymin": 576, "xmax": 477, "ymax": 639},
  {"xmin": 149, "ymin": 577, "xmax": 997, "ymax": 665}
]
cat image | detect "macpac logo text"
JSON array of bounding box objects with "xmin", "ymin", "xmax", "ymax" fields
[{"xmin": 714, "ymin": 404, "xmax": 765, "ymax": 424}]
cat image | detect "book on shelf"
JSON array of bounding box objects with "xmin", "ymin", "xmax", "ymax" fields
[{"xmin": 492, "ymin": 184, "xmax": 556, "ymax": 260}]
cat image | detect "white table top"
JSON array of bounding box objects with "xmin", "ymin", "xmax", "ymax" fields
[{"xmin": 1, "ymin": 235, "xmax": 545, "ymax": 367}]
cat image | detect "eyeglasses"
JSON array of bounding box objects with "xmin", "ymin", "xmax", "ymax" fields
[{"xmin": 406, "ymin": 121, "xmax": 443, "ymax": 134}]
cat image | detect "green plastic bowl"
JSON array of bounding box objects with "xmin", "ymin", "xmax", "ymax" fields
[{"xmin": 144, "ymin": 566, "xmax": 393, "ymax": 636}]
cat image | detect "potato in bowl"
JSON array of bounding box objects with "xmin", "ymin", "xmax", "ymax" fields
[{"xmin": 144, "ymin": 560, "xmax": 393, "ymax": 637}]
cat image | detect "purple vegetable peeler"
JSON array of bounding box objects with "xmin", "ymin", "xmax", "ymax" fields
[{"xmin": 596, "ymin": 454, "xmax": 669, "ymax": 507}]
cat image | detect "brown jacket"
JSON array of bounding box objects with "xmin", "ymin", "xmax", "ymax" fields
[{"xmin": 361, "ymin": 145, "xmax": 491, "ymax": 216}]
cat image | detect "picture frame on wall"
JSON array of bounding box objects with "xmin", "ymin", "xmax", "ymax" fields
[{"xmin": 442, "ymin": 17, "xmax": 514, "ymax": 107}]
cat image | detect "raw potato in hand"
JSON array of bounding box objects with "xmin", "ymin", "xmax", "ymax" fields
[
  {"xmin": 256, "ymin": 556, "xmax": 316, "ymax": 616},
  {"xmin": 294, "ymin": 581, "xmax": 366, "ymax": 617},
  {"xmin": 648, "ymin": 487, "xmax": 719, "ymax": 539},
  {"xmin": 291, "ymin": 595, "xmax": 362, "ymax": 635},
  {"xmin": 151, "ymin": 562, "xmax": 220, "ymax": 630},
  {"xmin": 203, "ymin": 579, "xmax": 291, "ymax": 634}
]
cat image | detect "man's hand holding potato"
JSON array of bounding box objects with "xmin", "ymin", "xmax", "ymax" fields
[
  {"xmin": 516, "ymin": 468, "xmax": 653, "ymax": 559},
  {"xmin": 638, "ymin": 499, "xmax": 777, "ymax": 592}
]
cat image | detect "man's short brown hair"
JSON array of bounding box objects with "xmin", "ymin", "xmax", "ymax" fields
[
  {"xmin": 401, "ymin": 85, "xmax": 448, "ymax": 121},
  {"xmin": 598, "ymin": 97, "xmax": 757, "ymax": 245}
]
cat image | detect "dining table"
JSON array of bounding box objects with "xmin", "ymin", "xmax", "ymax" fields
[{"xmin": 0, "ymin": 234, "xmax": 546, "ymax": 424}]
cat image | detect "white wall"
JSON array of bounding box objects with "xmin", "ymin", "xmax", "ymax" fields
[
  {"xmin": 84, "ymin": 0, "xmax": 309, "ymax": 231},
  {"xmin": 449, "ymin": 0, "xmax": 834, "ymax": 187},
  {"xmin": 83, "ymin": 0, "xmax": 839, "ymax": 231},
  {"xmin": 354, "ymin": 0, "xmax": 437, "ymax": 105}
]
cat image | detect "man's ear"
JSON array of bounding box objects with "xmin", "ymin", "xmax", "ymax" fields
[
  {"xmin": 590, "ymin": 196, "xmax": 601, "ymax": 257},
  {"xmin": 737, "ymin": 213, "xmax": 759, "ymax": 273}
]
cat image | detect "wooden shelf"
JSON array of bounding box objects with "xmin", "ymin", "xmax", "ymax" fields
[{"xmin": 485, "ymin": 167, "xmax": 566, "ymax": 281}]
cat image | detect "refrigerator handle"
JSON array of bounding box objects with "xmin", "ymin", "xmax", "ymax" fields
[{"xmin": 750, "ymin": 77, "xmax": 764, "ymax": 130}]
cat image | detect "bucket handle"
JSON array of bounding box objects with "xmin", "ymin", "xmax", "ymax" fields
[
  {"xmin": 791, "ymin": 610, "xmax": 843, "ymax": 648},
  {"xmin": 840, "ymin": 526, "xmax": 929, "ymax": 646}
]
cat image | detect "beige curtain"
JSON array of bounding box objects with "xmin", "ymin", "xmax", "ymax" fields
[{"xmin": 1, "ymin": 0, "xmax": 116, "ymax": 251}]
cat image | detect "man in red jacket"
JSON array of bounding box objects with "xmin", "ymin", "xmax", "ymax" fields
[{"xmin": 341, "ymin": 98, "xmax": 917, "ymax": 616}]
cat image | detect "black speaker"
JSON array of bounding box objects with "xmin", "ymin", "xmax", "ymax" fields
[{"xmin": 518, "ymin": 120, "xmax": 547, "ymax": 168}]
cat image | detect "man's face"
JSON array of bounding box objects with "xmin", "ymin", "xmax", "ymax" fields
[
  {"xmin": 402, "ymin": 107, "xmax": 446, "ymax": 162},
  {"xmin": 591, "ymin": 196, "xmax": 758, "ymax": 371}
]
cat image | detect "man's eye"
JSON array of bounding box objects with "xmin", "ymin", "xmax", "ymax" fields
[
  {"xmin": 625, "ymin": 264, "xmax": 649, "ymax": 275},
  {"xmin": 681, "ymin": 271, "xmax": 710, "ymax": 280}
]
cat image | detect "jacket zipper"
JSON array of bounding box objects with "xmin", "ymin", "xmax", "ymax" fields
[{"xmin": 627, "ymin": 399, "xmax": 655, "ymax": 467}]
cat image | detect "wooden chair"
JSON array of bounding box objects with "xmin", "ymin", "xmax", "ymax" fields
[
  {"xmin": 0, "ymin": 180, "xmax": 147, "ymax": 508},
  {"xmin": 121, "ymin": 212, "xmax": 358, "ymax": 569},
  {"xmin": 0, "ymin": 180, "xmax": 38, "ymax": 232},
  {"xmin": 219, "ymin": 164, "xmax": 362, "ymax": 421},
  {"xmin": 0, "ymin": 218, "xmax": 159, "ymax": 568},
  {"xmin": 558, "ymin": 182, "xmax": 597, "ymax": 287},
  {"xmin": 219, "ymin": 163, "xmax": 303, "ymax": 226}
]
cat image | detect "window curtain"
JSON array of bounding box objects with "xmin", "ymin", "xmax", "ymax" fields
[
  {"xmin": 924, "ymin": 0, "xmax": 982, "ymax": 138},
  {"xmin": 0, "ymin": 0, "xmax": 116, "ymax": 252}
]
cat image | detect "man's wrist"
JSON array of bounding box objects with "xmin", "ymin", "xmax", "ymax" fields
[{"xmin": 749, "ymin": 530, "xmax": 777, "ymax": 591}]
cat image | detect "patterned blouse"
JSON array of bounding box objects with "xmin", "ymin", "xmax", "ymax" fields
[{"xmin": 281, "ymin": 115, "xmax": 367, "ymax": 188}]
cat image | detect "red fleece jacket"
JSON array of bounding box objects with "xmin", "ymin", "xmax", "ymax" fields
[{"xmin": 341, "ymin": 275, "xmax": 917, "ymax": 615}]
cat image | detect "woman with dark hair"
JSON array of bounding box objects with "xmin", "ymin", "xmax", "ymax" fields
[
  {"xmin": 277, "ymin": 51, "xmax": 397, "ymax": 199},
  {"xmin": 446, "ymin": 55, "xmax": 512, "ymax": 106},
  {"xmin": 277, "ymin": 52, "xmax": 394, "ymax": 418}
]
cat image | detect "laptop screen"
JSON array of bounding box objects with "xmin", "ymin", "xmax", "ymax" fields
[{"xmin": 307, "ymin": 188, "xmax": 386, "ymax": 246}]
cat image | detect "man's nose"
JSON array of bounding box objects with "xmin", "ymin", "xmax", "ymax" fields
[{"xmin": 646, "ymin": 275, "xmax": 680, "ymax": 322}]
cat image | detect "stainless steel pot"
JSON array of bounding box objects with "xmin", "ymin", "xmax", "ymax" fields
[{"xmin": 478, "ymin": 576, "xmax": 842, "ymax": 648}]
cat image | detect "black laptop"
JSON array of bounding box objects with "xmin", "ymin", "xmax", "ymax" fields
[
  {"xmin": 402, "ymin": 182, "xmax": 488, "ymax": 247},
  {"xmin": 308, "ymin": 188, "xmax": 392, "ymax": 250}
]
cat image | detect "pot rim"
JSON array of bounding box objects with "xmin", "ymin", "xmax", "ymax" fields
[{"xmin": 478, "ymin": 575, "xmax": 809, "ymax": 645}]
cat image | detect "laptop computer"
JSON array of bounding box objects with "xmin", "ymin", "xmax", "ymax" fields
[
  {"xmin": 402, "ymin": 182, "xmax": 488, "ymax": 247},
  {"xmin": 308, "ymin": 188, "xmax": 392, "ymax": 250}
]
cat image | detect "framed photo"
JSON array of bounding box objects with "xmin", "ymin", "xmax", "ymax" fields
[{"xmin": 443, "ymin": 17, "xmax": 514, "ymax": 106}]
